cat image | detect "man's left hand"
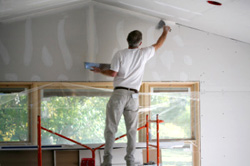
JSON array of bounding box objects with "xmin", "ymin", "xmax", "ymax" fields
[{"xmin": 91, "ymin": 67, "xmax": 101, "ymax": 73}]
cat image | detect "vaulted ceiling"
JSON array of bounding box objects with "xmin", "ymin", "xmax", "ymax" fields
[{"xmin": 0, "ymin": 0, "xmax": 249, "ymax": 44}]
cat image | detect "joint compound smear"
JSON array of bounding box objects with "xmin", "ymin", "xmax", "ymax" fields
[
  {"xmin": 24, "ymin": 18, "xmax": 33, "ymax": 66},
  {"xmin": 146, "ymin": 26, "xmax": 155, "ymax": 46},
  {"xmin": 31, "ymin": 75, "xmax": 41, "ymax": 81},
  {"xmin": 184, "ymin": 55, "xmax": 193, "ymax": 65},
  {"xmin": 116, "ymin": 21, "xmax": 126, "ymax": 48},
  {"xmin": 0, "ymin": 39, "xmax": 10, "ymax": 65},
  {"xmin": 42, "ymin": 46, "xmax": 53, "ymax": 67},
  {"xmin": 5, "ymin": 73, "xmax": 18, "ymax": 81},
  {"xmin": 173, "ymin": 35, "xmax": 184, "ymax": 47},
  {"xmin": 58, "ymin": 18, "xmax": 73, "ymax": 70},
  {"xmin": 151, "ymin": 71, "xmax": 161, "ymax": 81},
  {"xmin": 180, "ymin": 72, "xmax": 188, "ymax": 81},
  {"xmin": 57, "ymin": 74, "xmax": 69, "ymax": 81},
  {"xmin": 86, "ymin": 4, "xmax": 98, "ymax": 62},
  {"xmin": 160, "ymin": 51, "xmax": 174, "ymax": 71}
]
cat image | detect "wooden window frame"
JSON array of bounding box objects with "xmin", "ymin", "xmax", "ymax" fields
[
  {"xmin": 139, "ymin": 82, "xmax": 200, "ymax": 166},
  {"xmin": 0, "ymin": 82, "xmax": 114, "ymax": 145},
  {"xmin": 35, "ymin": 82, "xmax": 114, "ymax": 145},
  {"xmin": 0, "ymin": 83, "xmax": 33, "ymax": 145},
  {"xmin": 0, "ymin": 81, "xmax": 200, "ymax": 166}
]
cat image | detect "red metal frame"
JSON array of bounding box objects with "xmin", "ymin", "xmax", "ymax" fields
[
  {"xmin": 146, "ymin": 115, "xmax": 149, "ymax": 163},
  {"xmin": 37, "ymin": 115, "xmax": 42, "ymax": 166},
  {"xmin": 146, "ymin": 114, "xmax": 164, "ymax": 166},
  {"xmin": 37, "ymin": 114, "xmax": 163, "ymax": 166}
]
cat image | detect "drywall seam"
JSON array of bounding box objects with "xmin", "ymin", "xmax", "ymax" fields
[
  {"xmin": 24, "ymin": 18, "xmax": 33, "ymax": 66},
  {"xmin": 0, "ymin": 39, "xmax": 10, "ymax": 65},
  {"xmin": 86, "ymin": 4, "xmax": 98, "ymax": 80},
  {"xmin": 116, "ymin": 21, "xmax": 126, "ymax": 48},
  {"xmin": 118, "ymin": 1, "xmax": 174, "ymax": 18},
  {"xmin": 177, "ymin": 23, "xmax": 250, "ymax": 45},
  {"xmin": 58, "ymin": 18, "xmax": 73, "ymax": 71},
  {"xmin": 42, "ymin": 46, "xmax": 53, "ymax": 67},
  {"xmin": 0, "ymin": 0, "xmax": 92, "ymax": 23},
  {"xmin": 86, "ymin": 4, "xmax": 97, "ymax": 62},
  {"xmin": 93, "ymin": 1, "xmax": 250, "ymax": 45},
  {"xmin": 92, "ymin": 1, "xmax": 157, "ymax": 23},
  {"xmin": 146, "ymin": 26, "xmax": 155, "ymax": 46}
]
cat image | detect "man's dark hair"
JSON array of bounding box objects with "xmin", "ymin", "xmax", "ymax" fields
[{"xmin": 127, "ymin": 30, "xmax": 142, "ymax": 48}]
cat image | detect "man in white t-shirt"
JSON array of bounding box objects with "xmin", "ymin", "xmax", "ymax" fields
[{"xmin": 92, "ymin": 25, "xmax": 171, "ymax": 166}]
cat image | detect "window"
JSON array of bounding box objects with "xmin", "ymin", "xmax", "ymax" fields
[
  {"xmin": 40, "ymin": 83, "xmax": 128, "ymax": 145},
  {"xmin": 162, "ymin": 148, "xmax": 193, "ymax": 166},
  {"xmin": 0, "ymin": 86, "xmax": 30, "ymax": 143},
  {"xmin": 139, "ymin": 82, "xmax": 200, "ymax": 166},
  {"xmin": 0, "ymin": 82, "xmax": 200, "ymax": 166},
  {"xmin": 150, "ymin": 87, "xmax": 192, "ymax": 140}
]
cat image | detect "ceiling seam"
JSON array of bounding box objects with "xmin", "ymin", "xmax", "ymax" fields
[{"xmin": 92, "ymin": 1, "xmax": 250, "ymax": 45}]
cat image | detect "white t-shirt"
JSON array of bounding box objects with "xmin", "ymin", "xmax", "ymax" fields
[{"xmin": 110, "ymin": 46, "xmax": 155, "ymax": 91}]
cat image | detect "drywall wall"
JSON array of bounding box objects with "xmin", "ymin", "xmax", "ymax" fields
[{"xmin": 1, "ymin": 1, "xmax": 250, "ymax": 166}]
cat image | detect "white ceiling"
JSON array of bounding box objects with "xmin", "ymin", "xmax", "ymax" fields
[{"xmin": 0, "ymin": 0, "xmax": 250, "ymax": 44}]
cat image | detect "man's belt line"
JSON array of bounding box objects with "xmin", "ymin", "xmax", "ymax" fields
[{"xmin": 114, "ymin": 87, "xmax": 138, "ymax": 93}]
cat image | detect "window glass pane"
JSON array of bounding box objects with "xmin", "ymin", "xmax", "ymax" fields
[
  {"xmin": 150, "ymin": 88, "xmax": 191, "ymax": 139},
  {"xmin": 0, "ymin": 88, "xmax": 29, "ymax": 142},
  {"xmin": 162, "ymin": 148, "xmax": 192, "ymax": 166},
  {"xmin": 41, "ymin": 88, "xmax": 127, "ymax": 145}
]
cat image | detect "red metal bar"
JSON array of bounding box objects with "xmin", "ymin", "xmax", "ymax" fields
[
  {"xmin": 115, "ymin": 133, "xmax": 127, "ymax": 140},
  {"xmin": 148, "ymin": 144, "xmax": 157, "ymax": 148},
  {"xmin": 156, "ymin": 114, "xmax": 160, "ymax": 166},
  {"xmin": 42, "ymin": 125, "xmax": 149, "ymax": 162},
  {"xmin": 92, "ymin": 134, "xmax": 128, "ymax": 153},
  {"xmin": 149, "ymin": 120, "xmax": 164, "ymax": 123},
  {"xmin": 146, "ymin": 114, "xmax": 149, "ymax": 163},
  {"xmin": 93, "ymin": 125, "xmax": 146, "ymax": 151},
  {"xmin": 114, "ymin": 125, "xmax": 147, "ymax": 141},
  {"xmin": 41, "ymin": 124, "xmax": 148, "ymax": 159},
  {"xmin": 137, "ymin": 125, "xmax": 147, "ymax": 131},
  {"xmin": 93, "ymin": 132, "xmax": 136, "ymax": 156},
  {"xmin": 41, "ymin": 127, "xmax": 93, "ymax": 152},
  {"xmin": 94, "ymin": 144, "xmax": 105, "ymax": 151},
  {"xmin": 92, "ymin": 150, "xmax": 95, "ymax": 160},
  {"xmin": 37, "ymin": 116, "xmax": 42, "ymax": 166}
]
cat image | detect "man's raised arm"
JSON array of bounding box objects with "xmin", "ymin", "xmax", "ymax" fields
[{"xmin": 152, "ymin": 26, "xmax": 171, "ymax": 51}]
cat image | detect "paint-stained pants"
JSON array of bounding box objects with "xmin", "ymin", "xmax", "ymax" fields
[{"xmin": 102, "ymin": 89, "xmax": 139, "ymax": 166}]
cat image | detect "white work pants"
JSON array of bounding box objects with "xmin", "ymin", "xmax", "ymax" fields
[{"xmin": 102, "ymin": 89, "xmax": 139, "ymax": 166}]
